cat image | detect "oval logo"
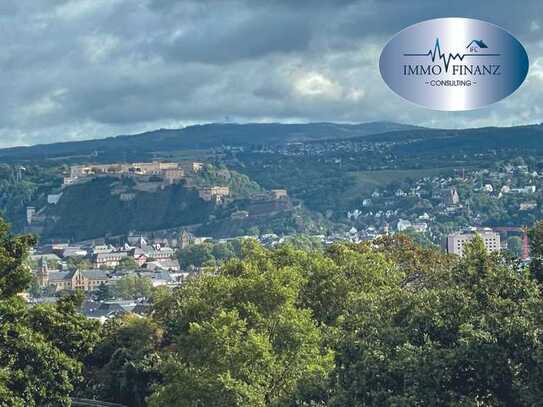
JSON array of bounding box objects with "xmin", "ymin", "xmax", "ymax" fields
[{"xmin": 379, "ymin": 18, "xmax": 529, "ymax": 111}]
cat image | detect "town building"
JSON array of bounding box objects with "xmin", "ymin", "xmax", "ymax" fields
[
  {"xmin": 81, "ymin": 300, "xmax": 139, "ymax": 320},
  {"xmin": 192, "ymin": 162, "xmax": 204, "ymax": 172},
  {"xmin": 162, "ymin": 168, "xmax": 185, "ymax": 183},
  {"xmin": 198, "ymin": 186, "xmax": 230, "ymax": 202},
  {"xmin": 412, "ymin": 222, "xmax": 428, "ymax": 233},
  {"xmin": 26, "ymin": 207, "xmax": 36, "ymax": 225},
  {"xmin": 131, "ymin": 248, "xmax": 148, "ymax": 267},
  {"xmin": 231, "ymin": 210, "xmax": 249, "ymax": 220},
  {"xmin": 93, "ymin": 252, "xmax": 129, "ymax": 268},
  {"xmin": 62, "ymin": 246, "xmax": 88, "ymax": 258},
  {"xmin": 270, "ymin": 189, "xmax": 288, "ymax": 200},
  {"xmin": 144, "ymin": 246, "xmax": 176, "ymax": 260},
  {"xmin": 143, "ymin": 258, "xmax": 181, "ymax": 272},
  {"xmin": 32, "ymin": 253, "xmax": 62, "ymax": 265},
  {"xmin": 447, "ymin": 229, "xmax": 501, "ymax": 256},
  {"xmin": 68, "ymin": 161, "xmax": 183, "ymax": 181},
  {"xmin": 47, "ymin": 193, "xmax": 63, "ymax": 205},
  {"xmin": 120, "ymin": 192, "xmax": 136, "ymax": 201},
  {"xmin": 37, "ymin": 259, "xmax": 110, "ymax": 291},
  {"xmin": 92, "ymin": 245, "xmax": 114, "ymax": 255},
  {"xmin": 396, "ymin": 219, "xmax": 412, "ymax": 232},
  {"xmin": 520, "ymin": 202, "xmax": 537, "ymax": 211}
]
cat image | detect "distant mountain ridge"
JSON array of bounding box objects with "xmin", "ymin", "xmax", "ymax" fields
[
  {"xmin": 365, "ymin": 123, "xmax": 543, "ymax": 155},
  {"xmin": 0, "ymin": 122, "xmax": 421, "ymax": 161},
  {"xmin": 2, "ymin": 121, "xmax": 543, "ymax": 163}
]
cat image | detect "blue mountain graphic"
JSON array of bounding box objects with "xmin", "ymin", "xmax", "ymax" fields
[{"xmin": 404, "ymin": 39, "xmax": 499, "ymax": 72}]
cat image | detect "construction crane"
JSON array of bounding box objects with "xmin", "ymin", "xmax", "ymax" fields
[{"xmin": 522, "ymin": 225, "xmax": 530, "ymax": 260}]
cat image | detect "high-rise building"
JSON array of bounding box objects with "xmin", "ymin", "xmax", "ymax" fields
[
  {"xmin": 26, "ymin": 207, "xmax": 36, "ymax": 225},
  {"xmin": 447, "ymin": 229, "xmax": 500, "ymax": 256}
]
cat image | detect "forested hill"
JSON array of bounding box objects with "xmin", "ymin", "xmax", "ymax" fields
[
  {"xmin": 365, "ymin": 123, "xmax": 543, "ymax": 155},
  {"xmin": 43, "ymin": 177, "xmax": 215, "ymax": 241},
  {"xmin": 2, "ymin": 121, "xmax": 543, "ymax": 163},
  {"xmin": 0, "ymin": 121, "xmax": 419, "ymax": 162}
]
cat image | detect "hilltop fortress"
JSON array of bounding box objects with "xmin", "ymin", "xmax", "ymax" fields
[{"xmin": 64, "ymin": 161, "xmax": 187, "ymax": 185}]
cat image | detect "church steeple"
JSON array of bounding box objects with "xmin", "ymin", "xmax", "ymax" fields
[
  {"xmin": 37, "ymin": 257, "xmax": 49, "ymax": 287},
  {"xmin": 179, "ymin": 230, "xmax": 190, "ymax": 249}
]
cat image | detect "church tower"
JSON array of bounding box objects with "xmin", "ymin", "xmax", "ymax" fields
[
  {"xmin": 448, "ymin": 188, "xmax": 460, "ymax": 205},
  {"xmin": 179, "ymin": 230, "xmax": 190, "ymax": 249},
  {"xmin": 37, "ymin": 257, "xmax": 49, "ymax": 287}
]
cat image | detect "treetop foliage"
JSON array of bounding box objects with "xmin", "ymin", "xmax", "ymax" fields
[{"xmin": 3, "ymin": 217, "xmax": 543, "ymax": 406}]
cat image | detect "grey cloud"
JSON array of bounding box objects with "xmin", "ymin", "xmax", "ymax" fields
[
  {"xmin": 0, "ymin": 0, "xmax": 542, "ymax": 147},
  {"xmin": 160, "ymin": 11, "xmax": 312, "ymax": 63}
]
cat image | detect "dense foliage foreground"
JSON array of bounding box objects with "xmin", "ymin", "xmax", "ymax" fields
[{"xmin": 2, "ymin": 217, "xmax": 543, "ymax": 406}]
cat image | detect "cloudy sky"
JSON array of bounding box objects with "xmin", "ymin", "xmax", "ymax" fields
[{"xmin": 1, "ymin": 0, "xmax": 543, "ymax": 147}]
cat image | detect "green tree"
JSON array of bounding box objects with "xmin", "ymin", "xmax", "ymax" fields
[
  {"xmin": 298, "ymin": 241, "xmax": 397, "ymax": 327},
  {"xmin": 331, "ymin": 236, "xmax": 543, "ymax": 406},
  {"xmin": 113, "ymin": 275, "xmax": 153, "ymax": 300},
  {"xmin": 178, "ymin": 243, "xmax": 215, "ymax": 268},
  {"xmin": 83, "ymin": 314, "xmax": 162, "ymax": 407},
  {"xmin": 95, "ymin": 283, "xmax": 114, "ymax": 301},
  {"xmin": 211, "ymin": 242, "xmax": 235, "ymax": 262},
  {"xmin": 0, "ymin": 218, "xmax": 99, "ymax": 406},
  {"xmin": 507, "ymin": 235, "xmax": 523, "ymax": 258},
  {"xmin": 50, "ymin": 258, "xmax": 60, "ymax": 269},
  {"xmin": 246, "ymin": 226, "xmax": 260, "ymax": 236},
  {"xmin": 66, "ymin": 256, "xmax": 92, "ymax": 270},
  {"xmin": 149, "ymin": 241, "xmax": 333, "ymax": 406},
  {"xmin": 0, "ymin": 220, "xmax": 35, "ymax": 298},
  {"xmin": 399, "ymin": 227, "xmax": 435, "ymax": 248},
  {"xmin": 72, "ymin": 234, "xmax": 543, "ymax": 406},
  {"xmin": 28, "ymin": 275, "xmax": 43, "ymax": 298},
  {"xmin": 115, "ymin": 256, "xmax": 139, "ymax": 271},
  {"xmin": 283, "ymin": 234, "xmax": 324, "ymax": 252},
  {"xmin": 529, "ymin": 221, "xmax": 543, "ymax": 281}
]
